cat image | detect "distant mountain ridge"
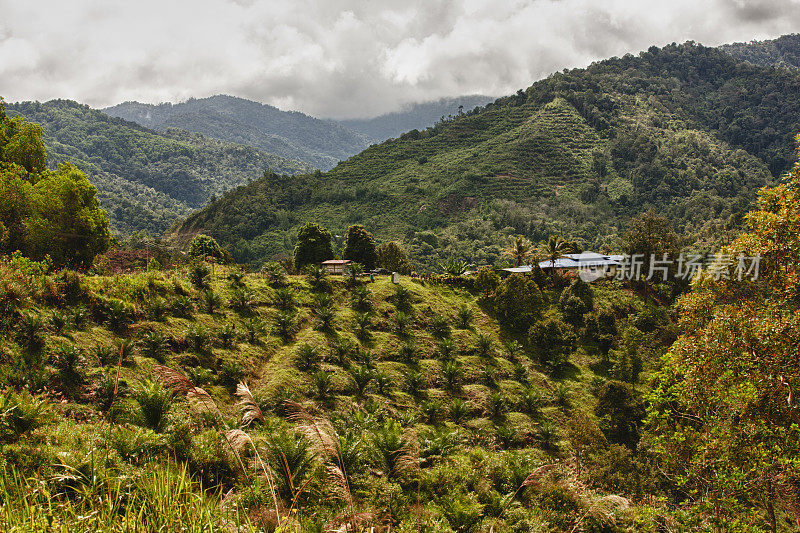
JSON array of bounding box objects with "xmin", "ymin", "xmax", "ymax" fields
[
  {"xmin": 7, "ymin": 99, "xmax": 313, "ymax": 236},
  {"xmin": 104, "ymin": 95, "xmax": 371, "ymax": 170},
  {"xmin": 719, "ymin": 33, "xmax": 800, "ymax": 70},
  {"xmin": 340, "ymin": 95, "xmax": 495, "ymax": 141}
]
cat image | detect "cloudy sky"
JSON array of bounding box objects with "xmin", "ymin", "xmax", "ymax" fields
[{"xmin": 1, "ymin": 0, "xmax": 800, "ymax": 119}]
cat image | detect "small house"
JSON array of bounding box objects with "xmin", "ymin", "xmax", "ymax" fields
[{"xmin": 321, "ymin": 259, "xmax": 352, "ymax": 275}]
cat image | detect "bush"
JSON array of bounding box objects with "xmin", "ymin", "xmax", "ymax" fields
[
  {"xmin": 199, "ymin": 289, "xmax": 221, "ymax": 315},
  {"xmin": 273, "ymin": 311, "xmax": 299, "ymax": 342},
  {"xmin": 138, "ymin": 330, "xmax": 169, "ymax": 363},
  {"xmin": 429, "ymin": 316, "xmax": 451, "ymax": 339},
  {"xmin": 15, "ymin": 313, "xmax": 45, "ymax": 354},
  {"xmin": 189, "ymin": 262, "xmax": 211, "ymax": 290},
  {"xmin": 595, "ymin": 381, "xmax": 645, "ymax": 449},
  {"xmin": 272, "ymin": 287, "xmax": 297, "ymax": 311},
  {"xmin": 227, "ymin": 287, "xmax": 256, "ymax": 313},
  {"xmin": 295, "ymin": 343, "xmax": 322, "ymax": 371},
  {"xmin": 456, "ymin": 305, "xmax": 473, "ymax": 329},
  {"xmin": 170, "ymin": 295, "xmax": 194, "ymax": 318},
  {"xmin": 528, "ymin": 318, "xmax": 576, "ymax": 368},
  {"xmin": 560, "ymin": 294, "xmax": 588, "ymax": 326},
  {"xmin": 305, "ymin": 264, "xmax": 331, "ymax": 293},
  {"xmin": 261, "ymin": 261, "xmax": 288, "ymax": 287},
  {"xmin": 494, "ymin": 274, "xmax": 544, "ymax": 332},
  {"xmin": 474, "ymin": 267, "xmax": 500, "ymax": 298},
  {"xmin": 0, "ymin": 390, "xmax": 50, "ymax": 443},
  {"xmin": 104, "ymin": 299, "xmax": 133, "ymax": 333},
  {"xmin": 217, "ymin": 323, "xmax": 236, "ymax": 349},
  {"xmin": 354, "ymin": 312, "xmax": 372, "ymax": 342}
]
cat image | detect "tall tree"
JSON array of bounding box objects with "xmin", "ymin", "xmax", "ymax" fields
[
  {"xmin": 293, "ymin": 222, "xmax": 334, "ymax": 269},
  {"xmin": 505, "ymin": 235, "xmax": 533, "ymax": 267},
  {"xmin": 342, "ymin": 225, "xmax": 377, "ymax": 270},
  {"xmin": 648, "ymin": 141, "xmax": 800, "ymax": 526}
]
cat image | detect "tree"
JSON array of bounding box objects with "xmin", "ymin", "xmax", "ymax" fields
[
  {"xmin": 623, "ymin": 210, "xmax": 680, "ymax": 282},
  {"xmin": 474, "ymin": 267, "xmax": 500, "ymax": 298},
  {"xmin": 538, "ymin": 235, "xmax": 580, "ymax": 271},
  {"xmin": 376, "ymin": 241, "xmax": 412, "ymax": 274},
  {"xmin": 595, "ymin": 381, "xmax": 644, "ymax": 450},
  {"xmin": 189, "ymin": 234, "xmax": 227, "ymax": 262},
  {"xmin": 647, "ymin": 142, "xmax": 800, "ymax": 525},
  {"xmin": 529, "ymin": 317, "xmax": 577, "ymax": 367},
  {"xmin": 342, "ymin": 225, "xmax": 378, "ymax": 270},
  {"xmin": 494, "ymin": 273, "xmax": 544, "ymax": 332},
  {"xmin": 293, "ymin": 222, "xmax": 334, "ymax": 269},
  {"xmin": 505, "ymin": 235, "xmax": 533, "ymax": 267}
]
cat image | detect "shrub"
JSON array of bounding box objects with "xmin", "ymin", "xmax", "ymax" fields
[
  {"xmin": 529, "ymin": 318, "xmax": 576, "ymax": 368},
  {"xmin": 15, "ymin": 313, "xmax": 45, "ymax": 354},
  {"xmin": 217, "ymin": 323, "xmax": 236, "ymax": 349},
  {"xmin": 170, "ymin": 295, "xmax": 194, "ymax": 318},
  {"xmin": 560, "ymin": 277, "xmax": 594, "ymax": 311},
  {"xmin": 560, "ymin": 295, "xmax": 588, "ymax": 327},
  {"xmin": 348, "ymin": 364, "xmax": 374, "ymax": 398},
  {"xmin": 404, "ymin": 371, "xmax": 427, "ymax": 400},
  {"xmin": 295, "ymin": 343, "xmax": 322, "ymax": 371},
  {"xmin": 0, "ymin": 390, "xmax": 50, "ymax": 443},
  {"xmin": 104, "ymin": 299, "xmax": 133, "ymax": 333},
  {"xmin": 311, "ymin": 370, "xmax": 334, "ymax": 400},
  {"xmin": 199, "ymin": 289, "xmax": 221, "ymax": 315},
  {"xmin": 330, "ymin": 337, "xmax": 356, "ymax": 367},
  {"xmin": 189, "ymin": 234, "xmax": 227, "ymax": 263},
  {"xmin": 50, "ymin": 310, "xmax": 69, "ymax": 335},
  {"xmin": 354, "ymin": 312, "xmax": 372, "ymax": 342},
  {"xmin": 189, "ymin": 262, "xmax": 211, "ymax": 290},
  {"xmin": 55, "ymin": 270, "xmax": 86, "ymax": 304},
  {"xmin": 494, "ymin": 273, "xmax": 544, "ymax": 332},
  {"xmin": 373, "ymin": 370, "xmax": 393, "ymax": 396},
  {"xmin": 138, "ymin": 330, "xmax": 169, "ymax": 363},
  {"xmin": 390, "ymin": 284, "xmax": 413, "ymax": 311},
  {"xmin": 398, "ymin": 342, "xmax": 419, "ymax": 365},
  {"xmin": 440, "ymin": 360, "xmax": 463, "ymax": 392},
  {"xmin": 474, "ymin": 267, "xmax": 500, "ymax": 298},
  {"xmin": 273, "ymin": 311, "xmax": 298, "ymax": 342},
  {"xmin": 261, "ymin": 261, "xmax": 288, "ymax": 287},
  {"xmin": 272, "ymin": 287, "xmax": 297, "ymax": 311},
  {"xmin": 147, "ymin": 297, "xmax": 167, "ymax": 321},
  {"xmin": 228, "ymin": 287, "xmax": 256, "ymax": 313},
  {"xmin": 473, "ymin": 333, "xmax": 493, "ymax": 358},
  {"xmin": 449, "ymin": 398, "xmax": 469, "ymax": 424},
  {"xmin": 97, "ymin": 339, "xmax": 133, "ymax": 367},
  {"xmin": 393, "ymin": 311, "xmax": 412, "ymax": 338},
  {"xmin": 184, "ymin": 325, "xmax": 212, "ymax": 356},
  {"xmin": 218, "ymin": 359, "xmax": 245, "ymax": 390},
  {"xmin": 439, "ymin": 492, "xmax": 484, "ymax": 533},
  {"xmin": 313, "ymin": 303, "xmax": 337, "ymax": 333},
  {"xmin": 226, "ymin": 269, "xmax": 245, "ymax": 288},
  {"xmin": 244, "ymin": 317, "xmax": 265, "ymax": 344},
  {"xmin": 121, "ymin": 379, "xmax": 174, "ymax": 433},
  {"xmin": 350, "ymin": 285, "xmax": 374, "ymax": 313},
  {"xmin": 429, "ymin": 316, "xmax": 451, "ymax": 339},
  {"xmin": 53, "ymin": 343, "xmax": 86, "ymax": 389},
  {"xmin": 436, "ymin": 339, "xmax": 456, "ymax": 361},
  {"xmin": 305, "ymin": 264, "xmax": 331, "ymax": 292},
  {"xmin": 456, "ymin": 305, "xmax": 473, "ymax": 329},
  {"xmin": 595, "ymin": 381, "xmax": 645, "ymax": 449}
]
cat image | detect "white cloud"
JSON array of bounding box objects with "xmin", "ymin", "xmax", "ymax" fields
[{"xmin": 1, "ymin": 0, "xmax": 799, "ymax": 118}]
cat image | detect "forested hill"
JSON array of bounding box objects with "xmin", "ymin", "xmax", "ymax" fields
[
  {"xmin": 7, "ymin": 99, "xmax": 314, "ymax": 236},
  {"xmin": 719, "ymin": 33, "xmax": 800, "ymax": 71},
  {"xmin": 103, "ymin": 95, "xmax": 371, "ymax": 171},
  {"xmin": 175, "ymin": 42, "xmax": 800, "ymax": 268},
  {"xmin": 340, "ymin": 95, "xmax": 494, "ymax": 142}
]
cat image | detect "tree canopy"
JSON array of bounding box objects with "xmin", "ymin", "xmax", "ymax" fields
[{"xmin": 293, "ymin": 222, "xmax": 334, "ymax": 269}]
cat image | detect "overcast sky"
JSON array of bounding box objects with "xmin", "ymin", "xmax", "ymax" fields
[{"xmin": 1, "ymin": 0, "xmax": 800, "ymax": 119}]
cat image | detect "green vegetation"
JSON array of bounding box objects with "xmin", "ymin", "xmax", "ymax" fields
[
  {"xmin": 720, "ymin": 33, "xmax": 800, "ymax": 71},
  {"xmin": 178, "ymin": 42, "xmax": 793, "ymax": 268},
  {"xmin": 103, "ymin": 95, "xmax": 370, "ymax": 171},
  {"xmin": 0, "ymin": 245, "xmax": 677, "ymax": 530},
  {"xmin": 6, "ymin": 99, "xmax": 313, "ymax": 236},
  {"xmin": 0, "ymin": 101, "xmax": 110, "ymax": 268}
]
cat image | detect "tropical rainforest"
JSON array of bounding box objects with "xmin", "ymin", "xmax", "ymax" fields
[
  {"xmin": 2, "ymin": 34, "xmax": 800, "ymax": 532},
  {"xmin": 6, "ymin": 100, "xmax": 313, "ymax": 236}
]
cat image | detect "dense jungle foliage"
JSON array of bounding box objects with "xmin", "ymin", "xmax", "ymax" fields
[
  {"xmin": 177, "ymin": 42, "xmax": 800, "ymax": 268},
  {"xmin": 6, "ymin": 99, "xmax": 313, "ymax": 236}
]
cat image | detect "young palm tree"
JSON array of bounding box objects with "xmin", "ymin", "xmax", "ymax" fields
[
  {"xmin": 505, "ymin": 235, "xmax": 533, "ymax": 267},
  {"xmin": 538, "ymin": 234, "xmax": 580, "ymax": 270}
]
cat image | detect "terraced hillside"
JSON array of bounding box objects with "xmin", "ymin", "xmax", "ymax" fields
[{"xmin": 176, "ymin": 43, "xmax": 783, "ymax": 268}]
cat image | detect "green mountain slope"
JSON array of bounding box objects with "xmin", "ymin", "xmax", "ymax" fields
[
  {"xmin": 175, "ymin": 43, "xmax": 784, "ymax": 268},
  {"xmin": 720, "ymin": 33, "xmax": 800, "ymax": 71},
  {"xmin": 103, "ymin": 95, "xmax": 371, "ymax": 170},
  {"xmin": 340, "ymin": 95, "xmax": 494, "ymax": 142},
  {"xmin": 7, "ymin": 99, "xmax": 313, "ymax": 236}
]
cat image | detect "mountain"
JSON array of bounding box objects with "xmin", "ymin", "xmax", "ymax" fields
[
  {"xmin": 340, "ymin": 95, "xmax": 495, "ymax": 142},
  {"xmin": 6, "ymin": 99, "xmax": 314, "ymax": 236},
  {"xmin": 174, "ymin": 42, "xmax": 800, "ymax": 268},
  {"xmin": 103, "ymin": 95, "xmax": 371, "ymax": 170},
  {"xmin": 719, "ymin": 33, "xmax": 800, "ymax": 70}
]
